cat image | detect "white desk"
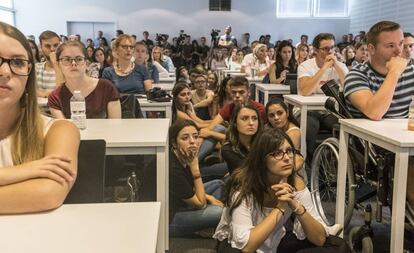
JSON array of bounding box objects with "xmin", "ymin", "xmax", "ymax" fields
[
  {"xmin": 0, "ymin": 202, "xmax": 161, "ymax": 253},
  {"xmin": 247, "ymin": 76, "xmax": 264, "ymax": 83},
  {"xmin": 337, "ymin": 119, "xmax": 413, "ymax": 253},
  {"xmin": 283, "ymin": 95, "xmax": 327, "ymax": 158},
  {"xmin": 222, "ymin": 69, "xmax": 241, "ymax": 78},
  {"xmin": 80, "ymin": 119, "xmax": 170, "ymax": 252},
  {"xmin": 37, "ymin": 97, "xmax": 48, "ymax": 107},
  {"xmin": 216, "ymin": 67, "xmax": 229, "ymax": 83},
  {"xmin": 255, "ymin": 83, "xmax": 290, "ymax": 105},
  {"xmin": 159, "ymin": 76, "xmax": 176, "ymax": 83},
  {"xmin": 154, "ymin": 82, "xmax": 174, "ymax": 94},
  {"xmin": 138, "ymin": 98, "xmax": 172, "ymax": 119}
]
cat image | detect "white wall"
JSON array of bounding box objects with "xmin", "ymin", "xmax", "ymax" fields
[
  {"xmin": 350, "ymin": 0, "xmax": 414, "ymax": 34},
  {"xmin": 14, "ymin": 0, "xmax": 350, "ymax": 45}
]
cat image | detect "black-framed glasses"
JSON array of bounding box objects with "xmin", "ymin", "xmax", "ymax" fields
[
  {"xmin": 267, "ymin": 148, "xmax": 295, "ymax": 160},
  {"xmin": 59, "ymin": 56, "xmax": 86, "ymax": 66},
  {"xmin": 0, "ymin": 56, "xmax": 32, "ymax": 76},
  {"xmin": 119, "ymin": 45, "xmax": 135, "ymax": 50},
  {"xmin": 318, "ymin": 46, "xmax": 335, "ymax": 53}
]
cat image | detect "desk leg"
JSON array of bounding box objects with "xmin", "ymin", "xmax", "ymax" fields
[
  {"xmin": 390, "ymin": 149, "xmax": 408, "ymax": 253},
  {"xmin": 300, "ymin": 106, "xmax": 307, "ymax": 159},
  {"xmin": 336, "ymin": 128, "xmax": 349, "ymax": 237},
  {"xmin": 264, "ymin": 91, "xmax": 269, "ymax": 106},
  {"xmin": 255, "ymin": 88, "xmax": 259, "ymax": 103},
  {"xmin": 156, "ymin": 146, "xmax": 168, "ymax": 252},
  {"xmin": 166, "ymin": 106, "xmax": 172, "ymax": 120}
]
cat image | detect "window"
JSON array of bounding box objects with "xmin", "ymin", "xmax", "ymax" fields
[
  {"xmin": 0, "ymin": 0, "xmax": 14, "ymax": 25},
  {"xmin": 209, "ymin": 0, "xmax": 231, "ymax": 11},
  {"xmin": 276, "ymin": 0, "xmax": 349, "ymax": 18}
]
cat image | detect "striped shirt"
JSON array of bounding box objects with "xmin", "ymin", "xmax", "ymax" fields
[
  {"xmin": 35, "ymin": 62, "xmax": 56, "ymax": 90},
  {"xmin": 344, "ymin": 62, "xmax": 414, "ymax": 118}
]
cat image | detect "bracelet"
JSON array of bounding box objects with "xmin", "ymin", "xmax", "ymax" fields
[
  {"xmin": 295, "ymin": 205, "xmax": 307, "ymax": 217},
  {"xmin": 275, "ymin": 206, "xmax": 285, "ymax": 216},
  {"xmin": 193, "ymin": 174, "xmax": 201, "ymax": 180}
]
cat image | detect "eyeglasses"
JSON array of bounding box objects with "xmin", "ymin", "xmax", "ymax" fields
[
  {"xmin": 267, "ymin": 148, "xmax": 295, "ymax": 160},
  {"xmin": 59, "ymin": 56, "xmax": 86, "ymax": 66},
  {"xmin": 404, "ymin": 43, "xmax": 414, "ymax": 49},
  {"xmin": 0, "ymin": 56, "xmax": 32, "ymax": 76},
  {"xmin": 318, "ymin": 46, "xmax": 335, "ymax": 53},
  {"xmin": 119, "ymin": 45, "xmax": 135, "ymax": 50}
]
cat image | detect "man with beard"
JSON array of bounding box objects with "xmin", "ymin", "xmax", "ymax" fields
[{"xmin": 36, "ymin": 30, "xmax": 61, "ymax": 97}]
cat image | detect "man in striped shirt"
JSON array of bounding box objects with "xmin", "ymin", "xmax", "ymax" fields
[
  {"xmin": 36, "ymin": 30, "xmax": 61, "ymax": 98},
  {"xmin": 344, "ymin": 20, "xmax": 414, "ymax": 215}
]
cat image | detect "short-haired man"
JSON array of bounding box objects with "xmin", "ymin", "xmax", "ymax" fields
[
  {"xmin": 36, "ymin": 30, "xmax": 62, "ymax": 97},
  {"xmin": 344, "ymin": 20, "xmax": 414, "ymax": 212},
  {"xmin": 218, "ymin": 25, "xmax": 236, "ymax": 49},
  {"xmin": 142, "ymin": 31, "xmax": 154, "ymax": 50},
  {"xmin": 296, "ymin": 34, "xmax": 309, "ymax": 48},
  {"xmin": 297, "ymin": 32, "xmax": 348, "ymax": 157},
  {"xmin": 402, "ymin": 32, "xmax": 414, "ymax": 64},
  {"xmin": 198, "ymin": 76, "xmax": 266, "ymax": 159}
]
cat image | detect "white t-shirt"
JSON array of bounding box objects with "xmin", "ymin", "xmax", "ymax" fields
[
  {"xmin": 0, "ymin": 116, "xmax": 54, "ymax": 168},
  {"xmin": 213, "ymin": 187, "xmax": 328, "ymax": 253},
  {"xmin": 297, "ymin": 58, "xmax": 348, "ymax": 95}
]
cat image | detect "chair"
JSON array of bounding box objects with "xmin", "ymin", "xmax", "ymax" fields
[
  {"xmin": 285, "ymin": 73, "xmax": 298, "ymax": 94},
  {"xmin": 64, "ymin": 139, "xmax": 106, "ymax": 204}
]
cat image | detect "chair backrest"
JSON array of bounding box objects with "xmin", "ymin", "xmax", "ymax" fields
[
  {"xmin": 286, "ymin": 73, "xmax": 298, "ymax": 94},
  {"xmin": 321, "ymin": 79, "xmax": 353, "ymax": 119},
  {"xmin": 64, "ymin": 139, "xmax": 106, "ymax": 204},
  {"xmin": 120, "ymin": 94, "xmax": 144, "ymax": 118}
]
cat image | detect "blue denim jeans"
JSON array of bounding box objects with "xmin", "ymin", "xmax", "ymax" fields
[
  {"xmin": 198, "ymin": 124, "xmax": 227, "ymax": 160},
  {"xmin": 200, "ymin": 162, "xmax": 228, "ymax": 182},
  {"xmin": 169, "ymin": 179, "xmax": 224, "ymax": 237}
]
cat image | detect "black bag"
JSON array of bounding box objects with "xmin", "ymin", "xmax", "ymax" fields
[
  {"xmin": 120, "ymin": 94, "xmax": 143, "ymax": 118},
  {"xmin": 147, "ymin": 87, "xmax": 172, "ymax": 102}
]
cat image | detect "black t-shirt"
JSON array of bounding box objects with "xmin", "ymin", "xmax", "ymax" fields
[
  {"xmin": 169, "ymin": 150, "xmax": 194, "ymax": 222},
  {"xmin": 221, "ymin": 143, "xmax": 248, "ymax": 174}
]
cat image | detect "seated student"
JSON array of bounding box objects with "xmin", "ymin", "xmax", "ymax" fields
[
  {"xmin": 176, "ymin": 66, "xmax": 191, "ymax": 85},
  {"xmin": 211, "ymin": 49, "xmax": 228, "ymax": 71},
  {"xmin": 211, "ymin": 76, "xmax": 232, "ymax": 118},
  {"xmin": 199, "ymin": 76, "xmax": 266, "ymax": 160},
  {"xmin": 344, "ymin": 21, "xmax": 414, "ymax": 214},
  {"xmin": 266, "ymin": 98, "xmax": 304, "ymax": 172},
  {"xmin": 266, "ymin": 40, "xmax": 298, "ymax": 84},
  {"xmin": 351, "ymin": 41, "xmax": 368, "ymax": 67},
  {"xmin": 134, "ymin": 41, "xmax": 159, "ymax": 84},
  {"xmin": 47, "ymin": 41, "xmax": 121, "ymax": 119},
  {"xmin": 296, "ymin": 43, "xmax": 310, "ymax": 65},
  {"xmin": 87, "ymin": 47, "xmax": 111, "ymax": 79},
  {"xmin": 225, "ymin": 47, "xmax": 243, "ymax": 71},
  {"xmin": 151, "ymin": 46, "xmax": 169, "ymax": 75},
  {"xmin": 297, "ymin": 33, "xmax": 348, "ymax": 158},
  {"xmin": 214, "ymin": 128, "xmax": 350, "ymax": 253},
  {"xmin": 343, "ymin": 45, "xmax": 356, "ymax": 70},
  {"xmin": 221, "ymin": 104, "xmax": 263, "ymax": 174},
  {"xmin": 169, "ymin": 119, "xmax": 224, "ymax": 237},
  {"xmin": 242, "ymin": 43, "xmax": 271, "ymax": 78},
  {"xmin": 192, "ymin": 73, "xmax": 214, "ymax": 120},
  {"xmin": 207, "ymin": 69, "xmax": 219, "ymax": 92},
  {"xmin": 172, "ymin": 82, "xmax": 211, "ymax": 128},
  {"xmin": 0, "ymin": 22, "xmax": 79, "ymax": 213},
  {"xmin": 102, "ymin": 34, "xmax": 152, "ymax": 94}
]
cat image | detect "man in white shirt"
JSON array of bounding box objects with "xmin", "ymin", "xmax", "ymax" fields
[
  {"xmin": 297, "ymin": 33, "xmax": 348, "ymax": 158},
  {"xmin": 218, "ymin": 26, "xmax": 236, "ymax": 49}
]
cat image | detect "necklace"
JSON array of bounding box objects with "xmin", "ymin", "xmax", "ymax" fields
[{"xmin": 115, "ymin": 62, "xmax": 135, "ymax": 76}]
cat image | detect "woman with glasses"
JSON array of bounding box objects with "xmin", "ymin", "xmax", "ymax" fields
[
  {"xmin": 0, "ymin": 22, "xmax": 79, "ymax": 213},
  {"xmin": 214, "ymin": 128, "xmax": 349, "ymax": 253},
  {"xmin": 47, "ymin": 41, "xmax": 121, "ymax": 119},
  {"xmin": 221, "ymin": 104, "xmax": 262, "ymax": 174},
  {"xmin": 102, "ymin": 34, "xmax": 152, "ymax": 94}
]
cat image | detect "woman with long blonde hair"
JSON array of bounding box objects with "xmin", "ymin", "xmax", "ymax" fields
[{"xmin": 0, "ymin": 22, "xmax": 79, "ymax": 213}]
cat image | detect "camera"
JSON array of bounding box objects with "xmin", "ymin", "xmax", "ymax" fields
[{"xmin": 210, "ymin": 29, "xmax": 221, "ymax": 39}]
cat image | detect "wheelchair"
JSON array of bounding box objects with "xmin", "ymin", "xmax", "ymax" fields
[{"xmin": 308, "ymin": 80, "xmax": 414, "ymax": 252}]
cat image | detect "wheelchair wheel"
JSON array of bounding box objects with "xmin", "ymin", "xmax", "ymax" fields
[
  {"xmin": 348, "ymin": 226, "xmax": 374, "ymax": 253},
  {"xmin": 310, "ymin": 137, "xmax": 355, "ymax": 227}
]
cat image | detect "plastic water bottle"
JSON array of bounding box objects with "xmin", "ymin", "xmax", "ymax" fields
[
  {"xmin": 408, "ymin": 97, "xmax": 414, "ymax": 131},
  {"xmin": 70, "ymin": 90, "xmax": 87, "ymax": 130}
]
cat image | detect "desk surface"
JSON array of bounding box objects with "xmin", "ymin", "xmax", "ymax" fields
[
  {"xmin": 283, "ymin": 94, "xmax": 327, "ymax": 105},
  {"xmin": 340, "ymin": 118, "xmax": 414, "ymax": 147},
  {"xmin": 80, "ymin": 119, "xmax": 170, "ymax": 147},
  {"xmin": 38, "ymin": 97, "xmax": 47, "ymax": 107},
  {"xmin": 255, "ymin": 83, "xmax": 290, "ymax": 91},
  {"xmin": 154, "ymin": 82, "xmax": 174, "ymax": 91},
  {"xmin": 0, "ymin": 202, "xmax": 161, "ymax": 253}
]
